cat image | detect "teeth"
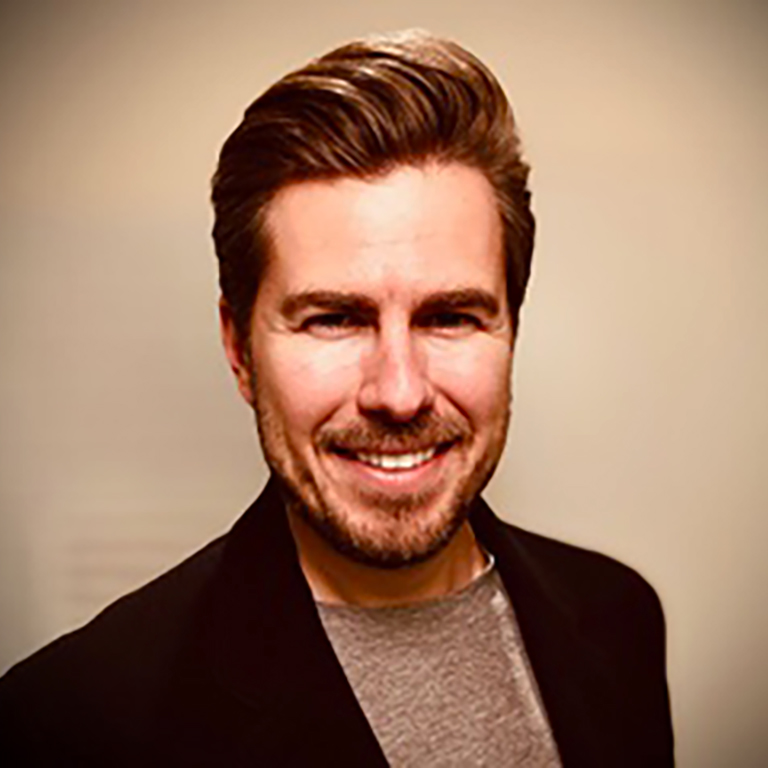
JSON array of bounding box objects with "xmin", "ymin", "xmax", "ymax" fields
[{"xmin": 356, "ymin": 447, "xmax": 437, "ymax": 470}]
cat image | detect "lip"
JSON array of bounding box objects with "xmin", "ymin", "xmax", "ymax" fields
[{"xmin": 323, "ymin": 442, "xmax": 454, "ymax": 496}]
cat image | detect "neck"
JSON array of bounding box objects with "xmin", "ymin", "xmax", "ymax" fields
[{"xmin": 286, "ymin": 510, "xmax": 487, "ymax": 608}]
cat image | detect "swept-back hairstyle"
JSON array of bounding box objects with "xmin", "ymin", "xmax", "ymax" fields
[{"xmin": 212, "ymin": 30, "xmax": 534, "ymax": 341}]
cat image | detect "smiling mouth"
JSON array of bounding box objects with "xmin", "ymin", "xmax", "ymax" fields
[{"xmin": 331, "ymin": 442, "xmax": 455, "ymax": 471}]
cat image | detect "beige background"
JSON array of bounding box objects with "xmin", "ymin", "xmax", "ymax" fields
[{"xmin": 1, "ymin": 0, "xmax": 767, "ymax": 764}]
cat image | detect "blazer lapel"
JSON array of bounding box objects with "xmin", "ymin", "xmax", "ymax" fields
[
  {"xmin": 470, "ymin": 498, "xmax": 627, "ymax": 767},
  {"xmin": 159, "ymin": 477, "xmax": 388, "ymax": 766}
]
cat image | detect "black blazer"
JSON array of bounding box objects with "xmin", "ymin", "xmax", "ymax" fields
[{"xmin": 0, "ymin": 478, "xmax": 674, "ymax": 766}]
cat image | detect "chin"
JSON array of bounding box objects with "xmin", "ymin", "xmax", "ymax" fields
[{"xmin": 299, "ymin": 491, "xmax": 471, "ymax": 569}]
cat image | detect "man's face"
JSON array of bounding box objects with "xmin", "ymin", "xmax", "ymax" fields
[{"xmin": 224, "ymin": 163, "xmax": 514, "ymax": 568}]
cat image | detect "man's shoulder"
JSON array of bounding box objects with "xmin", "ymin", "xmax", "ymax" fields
[
  {"xmin": 0, "ymin": 533, "xmax": 227, "ymax": 753},
  {"xmin": 5, "ymin": 532, "xmax": 224, "ymax": 675},
  {"xmin": 487, "ymin": 514, "xmax": 666, "ymax": 630},
  {"xmin": 506, "ymin": 520, "xmax": 657, "ymax": 585}
]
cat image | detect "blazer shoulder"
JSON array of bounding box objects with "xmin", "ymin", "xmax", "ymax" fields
[
  {"xmin": 0, "ymin": 533, "xmax": 227, "ymax": 758},
  {"xmin": 494, "ymin": 519, "xmax": 666, "ymax": 631},
  {"xmin": 5, "ymin": 532, "xmax": 225, "ymax": 674}
]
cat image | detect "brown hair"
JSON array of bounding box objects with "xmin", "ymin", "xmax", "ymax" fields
[{"xmin": 211, "ymin": 30, "xmax": 535, "ymax": 341}]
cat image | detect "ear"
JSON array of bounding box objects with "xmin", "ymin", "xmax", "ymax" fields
[{"xmin": 219, "ymin": 298, "xmax": 255, "ymax": 405}]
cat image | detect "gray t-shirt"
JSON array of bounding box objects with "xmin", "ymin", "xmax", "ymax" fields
[{"xmin": 316, "ymin": 560, "xmax": 563, "ymax": 767}]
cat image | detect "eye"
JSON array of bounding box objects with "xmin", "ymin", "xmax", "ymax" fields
[
  {"xmin": 300, "ymin": 313, "xmax": 367, "ymax": 337},
  {"xmin": 419, "ymin": 312, "xmax": 483, "ymax": 333}
]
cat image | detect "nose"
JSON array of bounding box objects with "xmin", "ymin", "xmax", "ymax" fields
[{"xmin": 357, "ymin": 324, "xmax": 435, "ymax": 422}]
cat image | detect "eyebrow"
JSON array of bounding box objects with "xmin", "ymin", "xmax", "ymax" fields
[
  {"xmin": 416, "ymin": 288, "xmax": 501, "ymax": 317},
  {"xmin": 280, "ymin": 288, "xmax": 501, "ymax": 320}
]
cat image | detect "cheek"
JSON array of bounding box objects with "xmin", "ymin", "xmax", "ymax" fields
[
  {"xmin": 428, "ymin": 340, "xmax": 512, "ymax": 423},
  {"xmin": 257, "ymin": 338, "xmax": 364, "ymax": 434}
]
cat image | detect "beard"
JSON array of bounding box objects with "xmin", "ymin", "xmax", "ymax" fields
[
  {"xmin": 253, "ymin": 378, "xmax": 510, "ymax": 570},
  {"xmin": 281, "ymin": 475, "xmax": 472, "ymax": 570}
]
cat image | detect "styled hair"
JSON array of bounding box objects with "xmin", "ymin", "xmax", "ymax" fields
[{"xmin": 211, "ymin": 30, "xmax": 535, "ymax": 341}]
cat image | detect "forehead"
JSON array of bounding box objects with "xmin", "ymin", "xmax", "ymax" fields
[{"xmin": 262, "ymin": 163, "xmax": 505, "ymax": 302}]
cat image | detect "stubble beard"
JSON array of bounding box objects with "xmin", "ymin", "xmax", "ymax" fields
[{"xmin": 252, "ymin": 377, "xmax": 511, "ymax": 570}]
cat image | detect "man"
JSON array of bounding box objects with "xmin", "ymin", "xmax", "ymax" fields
[{"xmin": 0, "ymin": 31, "xmax": 674, "ymax": 766}]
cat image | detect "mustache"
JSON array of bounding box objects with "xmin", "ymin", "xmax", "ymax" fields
[{"xmin": 317, "ymin": 414, "xmax": 469, "ymax": 454}]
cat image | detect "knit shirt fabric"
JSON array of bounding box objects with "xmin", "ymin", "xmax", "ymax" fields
[{"xmin": 317, "ymin": 559, "xmax": 563, "ymax": 767}]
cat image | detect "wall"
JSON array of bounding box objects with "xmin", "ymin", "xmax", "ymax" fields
[{"xmin": 1, "ymin": 1, "xmax": 767, "ymax": 764}]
